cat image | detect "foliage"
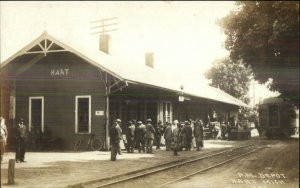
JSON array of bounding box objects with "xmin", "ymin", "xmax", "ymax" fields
[
  {"xmin": 219, "ymin": 1, "xmax": 299, "ymax": 106},
  {"xmin": 205, "ymin": 57, "xmax": 252, "ymax": 104},
  {"xmin": 239, "ymin": 105, "xmax": 258, "ymax": 122},
  {"xmin": 205, "ymin": 57, "xmax": 258, "ymax": 122}
]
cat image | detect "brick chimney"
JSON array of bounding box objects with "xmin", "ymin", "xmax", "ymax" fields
[
  {"xmin": 145, "ymin": 53, "xmax": 154, "ymax": 68},
  {"xmin": 99, "ymin": 34, "xmax": 110, "ymax": 54}
]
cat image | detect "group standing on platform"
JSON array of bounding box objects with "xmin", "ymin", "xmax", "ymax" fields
[
  {"xmin": 109, "ymin": 118, "xmax": 207, "ymax": 160},
  {"xmin": 1, "ymin": 115, "xmax": 237, "ymax": 163}
]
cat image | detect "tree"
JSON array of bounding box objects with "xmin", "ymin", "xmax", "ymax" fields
[
  {"xmin": 205, "ymin": 57, "xmax": 255, "ymax": 121},
  {"xmin": 219, "ymin": 1, "xmax": 299, "ymax": 106},
  {"xmin": 205, "ymin": 57, "xmax": 253, "ymax": 104}
]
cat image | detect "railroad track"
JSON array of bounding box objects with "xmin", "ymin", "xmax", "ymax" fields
[
  {"xmin": 73, "ymin": 144, "xmax": 266, "ymax": 188},
  {"xmin": 70, "ymin": 144, "xmax": 268, "ymax": 188}
]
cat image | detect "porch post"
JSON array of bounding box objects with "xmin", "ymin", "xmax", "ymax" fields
[{"xmin": 105, "ymin": 73, "xmax": 110, "ymax": 150}]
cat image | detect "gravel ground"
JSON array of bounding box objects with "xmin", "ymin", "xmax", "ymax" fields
[
  {"xmin": 1, "ymin": 137, "xmax": 263, "ymax": 188},
  {"xmin": 165, "ymin": 138, "xmax": 299, "ymax": 188}
]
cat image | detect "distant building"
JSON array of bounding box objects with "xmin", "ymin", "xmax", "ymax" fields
[{"xmin": 0, "ymin": 32, "xmax": 249, "ymax": 150}]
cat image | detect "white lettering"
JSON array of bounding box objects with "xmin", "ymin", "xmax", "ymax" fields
[
  {"xmin": 237, "ymin": 172, "xmax": 244, "ymax": 178},
  {"xmin": 50, "ymin": 68, "xmax": 70, "ymax": 76},
  {"xmin": 259, "ymin": 173, "xmax": 265, "ymax": 178},
  {"xmin": 263, "ymin": 179, "xmax": 286, "ymax": 184},
  {"xmin": 65, "ymin": 69, "xmax": 69, "ymax": 76},
  {"xmin": 231, "ymin": 179, "xmax": 243, "ymax": 184},
  {"xmin": 280, "ymin": 174, "xmax": 287, "ymax": 179}
]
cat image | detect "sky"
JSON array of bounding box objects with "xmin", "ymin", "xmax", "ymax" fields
[{"xmin": 0, "ymin": 1, "xmax": 278, "ymax": 104}]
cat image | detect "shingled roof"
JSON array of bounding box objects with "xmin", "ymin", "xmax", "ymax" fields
[{"xmin": 1, "ymin": 31, "xmax": 250, "ymax": 108}]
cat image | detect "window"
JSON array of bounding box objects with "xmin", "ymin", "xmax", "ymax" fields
[
  {"xmin": 269, "ymin": 105, "xmax": 279, "ymax": 127},
  {"xmin": 75, "ymin": 96, "xmax": 91, "ymax": 133}
]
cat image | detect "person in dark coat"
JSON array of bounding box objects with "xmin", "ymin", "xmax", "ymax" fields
[
  {"xmin": 164, "ymin": 122, "xmax": 172, "ymax": 151},
  {"xmin": 126, "ymin": 121, "xmax": 135, "ymax": 153},
  {"xmin": 135, "ymin": 121, "xmax": 146, "ymax": 153},
  {"xmin": 15, "ymin": 118, "xmax": 28, "ymax": 163},
  {"xmin": 172, "ymin": 123, "xmax": 180, "ymax": 156},
  {"xmin": 220, "ymin": 122, "xmax": 227, "ymax": 140},
  {"xmin": 183, "ymin": 121, "xmax": 193, "ymax": 151},
  {"xmin": 115, "ymin": 119, "xmax": 123, "ymax": 155},
  {"xmin": 110, "ymin": 121, "xmax": 120, "ymax": 161},
  {"xmin": 154, "ymin": 120, "xmax": 164, "ymax": 150},
  {"xmin": 145, "ymin": 119, "xmax": 155, "ymax": 153},
  {"xmin": 177, "ymin": 122, "xmax": 184, "ymax": 151},
  {"xmin": 194, "ymin": 119, "xmax": 204, "ymax": 151}
]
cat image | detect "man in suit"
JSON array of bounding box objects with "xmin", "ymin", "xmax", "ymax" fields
[
  {"xmin": 115, "ymin": 119, "xmax": 123, "ymax": 155},
  {"xmin": 110, "ymin": 121, "xmax": 120, "ymax": 161},
  {"xmin": 126, "ymin": 121, "xmax": 135, "ymax": 153},
  {"xmin": 145, "ymin": 119, "xmax": 155, "ymax": 153},
  {"xmin": 194, "ymin": 119, "xmax": 204, "ymax": 151},
  {"xmin": 172, "ymin": 123, "xmax": 181, "ymax": 156},
  {"xmin": 164, "ymin": 122, "xmax": 173, "ymax": 151},
  {"xmin": 154, "ymin": 120, "xmax": 164, "ymax": 150},
  {"xmin": 135, "ymin": 121, "xmax": 146, "ymax": 153},
  {"xmin": 184, "ymin": 121, "xmax": 193, "ymax": 151},
  {"xmin": 15, "ymin": 118, "xmax": 28, "ymax": 163}
]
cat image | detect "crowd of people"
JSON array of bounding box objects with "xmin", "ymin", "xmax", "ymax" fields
[
  {"xmin": 1, "ymin": 115, "xmax": 238, "ymax": 163},
  {"xmin": 109, "ymin": 118, "xmax": 205, "ymax": 161}
]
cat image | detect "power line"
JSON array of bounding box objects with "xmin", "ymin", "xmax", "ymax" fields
[{"xmin": 90, "ymin": 17, "xmax": 118, "ymax": 35}]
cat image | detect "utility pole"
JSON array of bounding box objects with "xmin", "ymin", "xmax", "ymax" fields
[{"xmin": 90, "ymin": 17, "xmax": 118, "ymax": 150}]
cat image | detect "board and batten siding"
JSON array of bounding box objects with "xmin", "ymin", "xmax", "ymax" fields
[{"xmin": 15, "ymin": 52, "xmax": 106, "ymax": 150}]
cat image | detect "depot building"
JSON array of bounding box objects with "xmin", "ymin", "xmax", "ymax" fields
[{"xmin": 0, "ymin": 32, "xmax": 249, "ymax": 150}]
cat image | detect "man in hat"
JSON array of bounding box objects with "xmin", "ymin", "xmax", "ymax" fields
[
  {"xmin": 126, "ymin": 121, "xmax": 135, "ymax": 153},
  {"xmin": 194, "ymin": 119, "xmax": 204, "ymax": 151},
  {"xmin": 110, "ymin": 121, "xmax": 120, "ymax": 161},
  {"xmin": 115, "ymin": 119, "xmax": 123, "ymax": 155},
  {"xmin": 172, "ymin": 123, "xmax": 180, "ymax": 156},
  {"xmin": 154, "ymin": 120, "xmax": 164, "ymax": 150},
  {"xmin": 164, "ymin": 122, "xmax": 172, "ymax": 151},
  {"xmin": 145, "ymin": 118, "xmax": 155, "ymax": 153},
  {"xmin": 183, "ymin": 121, "xmax": 193, "ymax": 151},
  {"xmin": 15, "ymin": 118, "xmax": 28, "ymax": 163},
  {"xmin": 135, "ymin": 121, "xmax": 146, "ymax": 153}
]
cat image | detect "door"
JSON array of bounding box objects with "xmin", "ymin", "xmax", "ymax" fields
[
  {"xmin": 269, "ymin": 105, "xmax": 279, "ymax": 127},
  {"xmin": 158, "ymin": 101, "xmax": 172, "ymax": 124},
  {"xmin": 29, "ymin": 97, "xmax": 44, "ymax": 132},
  {"xmin": 75, "ymin": 96, "xmax": 91, "ymax": 133}
]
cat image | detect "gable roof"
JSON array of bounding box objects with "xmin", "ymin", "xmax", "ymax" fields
[{"xmin": 1, "ymin": 31, "xmax": 250, "ymax": 108}]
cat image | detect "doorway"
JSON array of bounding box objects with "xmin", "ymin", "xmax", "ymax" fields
[{"xmin": 29, "ymin": 97, "xmax": 44, "ymax": 132}]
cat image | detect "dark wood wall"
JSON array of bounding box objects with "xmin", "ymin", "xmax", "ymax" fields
[{"xmin": 14, "ymin": 52, "xmax": 106, "ymax": 150}]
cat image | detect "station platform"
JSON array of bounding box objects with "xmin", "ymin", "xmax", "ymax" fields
[{"xmin": 0, "ymin": 138, "xmax": 259, "ymax": 188}]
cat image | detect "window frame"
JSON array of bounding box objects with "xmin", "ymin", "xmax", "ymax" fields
[
  {"xmin": 75, "ymin": 95, "xmax": 91, "ymax": 134},
  {"xmin": 29, "ymin": 96, "xmax": 44, "ymax": 133}
]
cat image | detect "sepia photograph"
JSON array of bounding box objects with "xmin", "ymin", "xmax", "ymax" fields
[{"xmin": 0, "ymin": 1, "xmax": 299, "ymax": 188}]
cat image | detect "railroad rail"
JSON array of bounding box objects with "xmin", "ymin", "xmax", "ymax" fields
[{"xmin": 71, "ymin": 144, "xmax": 268, "ymax": 188}]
